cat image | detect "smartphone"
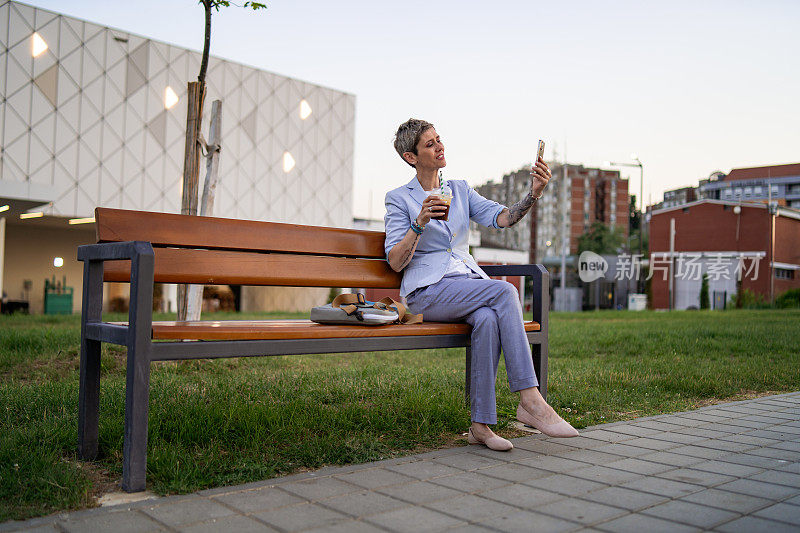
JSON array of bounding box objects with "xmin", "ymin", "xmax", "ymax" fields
[{"xmin": 536, "ymin": 140, "xmax": 545, "ymax": 163}]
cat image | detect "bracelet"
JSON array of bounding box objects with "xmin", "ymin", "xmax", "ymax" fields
[{"xmin": 410, "ymin": 221, "xmax": 425, "ymax": 235}]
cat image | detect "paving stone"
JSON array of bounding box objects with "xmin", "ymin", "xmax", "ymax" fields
[
  {"xmin": 620, "ymin": 438, "xmax": 678, "ymax": 451},
  {"xmin": 745, "ymin": 429, "xmax": 796, "ymax": 440},
  {"xmin": 655, "ymin": 467, "xmax": 736, "ymax": 487},
  {"xmin": 280, "ymin": 476, "xmax": 362, "ymax": 501},
  {"xmin": 532, "ymin": 497, "xmax": 626, "ymax": 525},
  {"xmin": 693, "ymin": 438, "xmax": 756, "ymax": 452},
  {"xmin": 783, "ymin": 494, "xmax": 800, "ymax": 505},
  {"xmin": 424, "ymin": 494, "xmax": 518, "ymax": 522},
  {"xmin": 590, "ymin": 443, "xmax": 654, "ymax": 458},
  {"xmin": 376, "ymin": 480, "xmax": 465, "ymax": 505},
  {"xmin": 384, "ymin": 460, "xmax": 465, "ymax": 480},
  {"xmin": 477, "ymin": 482, "xmax": 566, "ymax": 509},
  {"xmin": 753, "ymin": 502, "xmax": 800, "ymax": 525},
  {"xmin": 428, "ymin": 470, "xmax": 511, "ymax": 493},
  {"xmin": 578, "ymin": 429, "xmax": 636, "ymax": 443},
  {"xmin": 636, "ymin": 451, "xmax": 703, "ymax": 467},
  {"xmin": 679, "ymin": 487, "xmax": 771, "ymax": 513},
  {"xmin": 516, "ymin": 455, "xmax": 590, "ymax": 472},
  {"xmin": 334, "ymin": 468, "xmax": 416, "ymax": 490},
  {"xmin": 715, "ymin": 515, "xmax": 797, "ymax": 533},
  {"xmin": 141, "ymin": 498, "xmax": 234, "ymax": 526},
  {"xmin": 745, "ymin": 446, "xmax": 800, "ymax": 461},
  {"xmin": 567, "ymin": 465, "xmax": 642, "ymax": 485},
  {"xmin": 59, "ymin": 510, "xmax": 164, "ymax": 533},
  {"xmin": 512, "ymin": 439, "xmax": 578, "ymax": 455},
  {"xmin": 178, "ymin": 514, "xmax": 276, "ymax": 533},
  {"xmin": 552, "ymin": 436, "xmax": 608, "ymax": 450},
  {"xmin": 669, "ymin": 445, "xmax": 730, "ymax": 460},
  {"xmin": 211, "ymin": 486, "xmax": 304, "ymax": 513},
  {"xmin": 556, "ymin": 449, "xmax": 625, "ymax": 465},
  {"xmin": 476, "ymin": 509, "xmax": 579, "ymax": 533},
  {"xmin": 320, "ymin": 490, "xmax": 408, "ymax": 518},
  {"xmin": 525, "ymin": 473, "xmax": 607, "ymax": 496},
  {"xmin": 718, "ymin": 433, "xmax": 781, "ymax": 447},
  {"xmin": 775, "ymin": 462, "xmax": 800, "ymax": 474},
  {"xmin": 365, "ymin": 505, "xmax": 464, "ymax": 532},
  {"xmin": 687, "ymin": 459, "xmax": 763, "ymax": 478},
  {"xmin": 660, "ymin": 416, "xmax": 711, "ymax": 428},
  {"xmin": 673, "ymin": 427, "xmax": 734, "ymax": 439},
  {"xmin": 774, "ymin": 441, "xmax": 800, "ymax": 452},
  {"xmin": 604, "ymin": 457, "xmax": 675, "ymax": 475},
  {"xmin": 749, "ymin": 470, "xmax": 800, "ymax": 487},
  {"xmin": 649, "ymin": 432, "xmax": 708, "ymax": 445},
  {"xmin": 442, "ymin": 524, "xmax": 496, "ymax": 533},
  {"xmin": 595, "ymin": 512, "xmax": 701, "ymax": 533},
  {"xmin": 640, "ymin": 499, "xmax": 738, "ymax": 528},
  {"xmin": 633, "ymin": 420, "xmax": 689, "ymax": 432},
  {"xmin": 580, "ymin": 486, "xmax": 668, "ymax": 511},
  {"xmin": 716, "ymin": 452, "xmax": 792, "ymax": 469},
  {"xmin": 605, "ymin": 425, "xmax": 661, "ymax": 437},
  {"xmin": 715, "ymin": 478, "xmax": 800, "ymax": 500},
  {"xmin": 303, "ymin": 518, "xmax": 386, "ymax": 533},
  {"xmin": 252, "ymin": 502, "xmax": 352, "ymax": 531},
  {"xmin": 478, "ymin": 462, "xmax": 553, "ymax": 482},
  {"xmin": 432, "ymin": 452, "xmax": 507, "ymax": 472},
  {"xmin": 620, "ymin": 476, "xmax": 703, "ymax": 498}
]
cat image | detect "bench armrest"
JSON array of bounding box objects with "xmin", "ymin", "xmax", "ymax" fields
[
  {"xmin": 77, "ymin": 241, "xmax": 155, "ymax": 335},
  {"xmin": 480, "ymin": 263, "xmax": 550, "ymax": 328},
  {"xmin": 78, "ymin": 241, "xmax": 154, "ymax": 262}
]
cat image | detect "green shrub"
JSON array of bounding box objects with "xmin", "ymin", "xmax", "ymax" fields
[
  {"xmin": 775, "ymin": 288, "xmax": 800, "ymax": 308},
  {"xmin": 729, "ymin": 288, "xmax": 772, "ymax": 309}
]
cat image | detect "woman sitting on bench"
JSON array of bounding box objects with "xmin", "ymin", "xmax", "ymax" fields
[{"xmin": 384, "ymin": 118, "xmax": 578, "ymax": 451}]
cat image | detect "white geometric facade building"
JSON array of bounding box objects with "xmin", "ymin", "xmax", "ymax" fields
[{"xmin": 0, "ymin": 0, "xmax": 355, "ymax": 313}]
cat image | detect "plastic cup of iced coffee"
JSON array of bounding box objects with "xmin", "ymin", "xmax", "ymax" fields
[{"xmin": 429, "ymin": 192, "xmax": 452, "ymax": 221}]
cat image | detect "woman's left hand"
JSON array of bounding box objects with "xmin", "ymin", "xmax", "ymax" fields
[{"xmin": 530, "ymin": 157, "xmax": 552, "ymax": 198}]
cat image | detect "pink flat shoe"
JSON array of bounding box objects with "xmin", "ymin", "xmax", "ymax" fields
[
  {"xmin": 468, "ymin": 427, "xmax": 514, "ymax": 451},
  {"xmin": 516, "ymin": 404, "xmax": 579, "ymax": 438}
]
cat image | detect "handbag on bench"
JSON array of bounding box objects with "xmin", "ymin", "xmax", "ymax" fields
[{"xmin": 310, "ymin": 293, "xmax": 422, "ymax": 326}]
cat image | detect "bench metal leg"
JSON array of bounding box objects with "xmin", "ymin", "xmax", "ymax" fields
[
  {"xmin": 532, "ymin": 343, "xmax": 548, "ymax": 401},
  {"xmin": 464, "ymin": 346, "xmax": 472, "ymax": 406},
  {"xmin": 78, "ymin": 338, "xmax": 101, "ymax": 459},
  {"xmin": 121, "ymin": 249, "xmax": 154, "ymax": 493},
  {"xmin": 78, "ymin": 260, "xmax": 103, "ymax": 460}
]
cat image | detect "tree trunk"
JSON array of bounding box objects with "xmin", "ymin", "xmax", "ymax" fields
[
  {"xmin": 177, "ymin": 81, "xmax": 206, "ymax": 321},
  {"xmin": 186, "ymin": 100, "xmax": 222, "ymax": 321}
]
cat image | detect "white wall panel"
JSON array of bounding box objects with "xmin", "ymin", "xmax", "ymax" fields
[{"xmin": 2, "ymin": 1, "xmax": 354, "ymax": 225}]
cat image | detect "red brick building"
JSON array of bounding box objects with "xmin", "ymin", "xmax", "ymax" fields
[{"xmin": 649, "ymin": 200, "xmax": 800, "ymax": 309}]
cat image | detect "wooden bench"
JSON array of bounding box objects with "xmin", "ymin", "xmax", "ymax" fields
[{"xmin": 77, "ymin": 207, "xmax": 550, "ymax": 492}]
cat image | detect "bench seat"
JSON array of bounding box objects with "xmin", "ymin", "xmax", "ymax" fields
[{"xmin": 141, "ymin": 319, "xmax": 542, "ymax": 341}]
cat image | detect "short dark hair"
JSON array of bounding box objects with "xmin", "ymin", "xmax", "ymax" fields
[{"xmin": 393, "ymin": 118, "xmax": 434, "ymax": 168}]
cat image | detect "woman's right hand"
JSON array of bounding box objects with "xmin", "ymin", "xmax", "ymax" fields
[{"xmin": 416, "ymin": 195, "xmax": 447, "ymax": 227}]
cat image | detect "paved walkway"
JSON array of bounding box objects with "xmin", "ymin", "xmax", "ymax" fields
[{"xmin": 4, "ymin": 392, "xmax": 800, "ymax": 533}]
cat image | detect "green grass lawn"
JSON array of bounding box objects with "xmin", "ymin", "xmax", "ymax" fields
[{"xmin": 1, "ymin": 309, "xmax": 799, "ymax": 522}]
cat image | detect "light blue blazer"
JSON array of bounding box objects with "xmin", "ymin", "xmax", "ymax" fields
[{"xmin": 384, "ymin": 177, "xmax": 506, "ymax": 297}]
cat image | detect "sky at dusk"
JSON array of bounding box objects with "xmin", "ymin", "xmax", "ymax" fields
[{"xmin": 27, "ymin": 0, "xmax": 800, "ymax": 219}]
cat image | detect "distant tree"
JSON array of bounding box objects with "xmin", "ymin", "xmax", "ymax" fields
[
  {"xmin": 700, "ymin": 273, "xmax": 710, "ymax": 309},
  {"xmin": 577, "ymin": 222, "xmax": 626, "ymax": 255}
]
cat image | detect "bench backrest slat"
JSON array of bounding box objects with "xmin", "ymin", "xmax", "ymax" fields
[
  {"xmin": 95, "ymin": 207, "xmax": 387, "ymax": 258},
  {"xmin": 103, "ymin": 248, "xmax": 402, "ymax": 288}
]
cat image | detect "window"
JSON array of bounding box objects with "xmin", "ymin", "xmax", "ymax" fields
[
  {"xmin": 734, "ymin": 188, "xmax": 742, "ymax": 197},
  {"xmin": 723, "ymin": 189, "xmax": 733, "ymax": 199},
  {"xmin": 775, "ymin": 268, "xmax": 795, "ymax": 280},
  {"xmin": 754, "ymin": 186, "xmax": 763, "ymax": 196},
  {"xmin": 744, "ymin": 187, "xmax": 752, "ymax": 198}
]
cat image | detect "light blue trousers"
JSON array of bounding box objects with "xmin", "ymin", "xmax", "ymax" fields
[{"xmin": 406, "ymin": 273, "xmax": 538, "ymax": 424}]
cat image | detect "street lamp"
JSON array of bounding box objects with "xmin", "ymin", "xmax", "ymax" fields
[{"xmin": 607, "ymin": 156, "xmax": 644, "ymax": 257}]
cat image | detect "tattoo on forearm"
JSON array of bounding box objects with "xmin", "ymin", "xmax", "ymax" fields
[
  {"xmin": 399, "ymin": 233, "xmax": 420, "ymax": 268},
  {"xmin": 506, "ymin": 192, "xmax": 537, "ymax": 227}
]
